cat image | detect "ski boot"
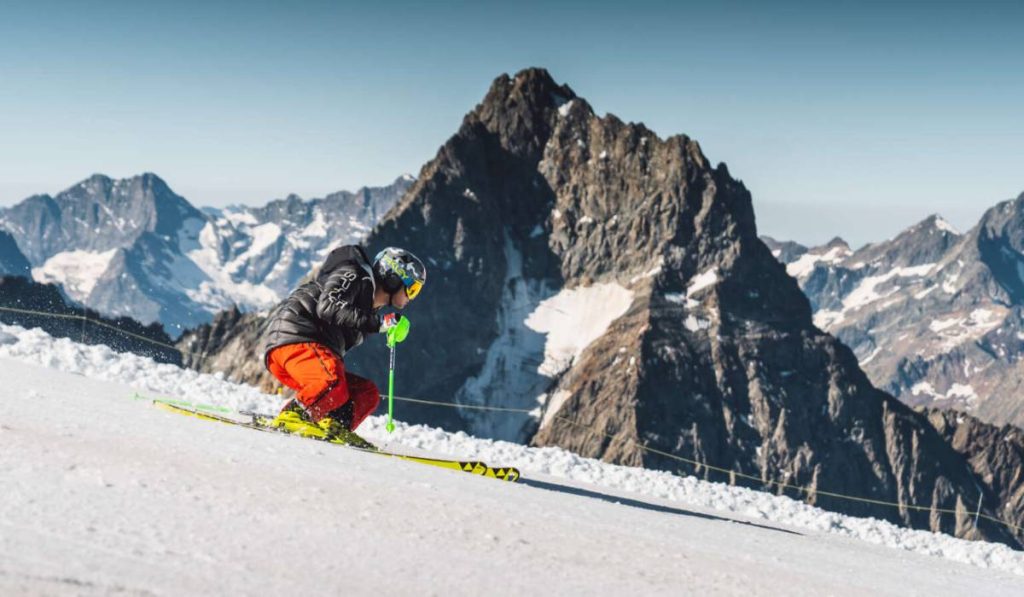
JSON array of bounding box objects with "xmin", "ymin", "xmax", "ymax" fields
[
  {"xmin": 318, "ymin": 402, "xmax": 378, "ymax": 451},
  {"xmin": 266, "ymin": 399, "xmax": 329, "ymax": 439},
  {"xmin": 267, "ymin": 399, "xmax": 377, "ymax": 450}
]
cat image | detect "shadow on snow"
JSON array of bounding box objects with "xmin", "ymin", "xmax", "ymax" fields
[{"xmin": 519, "ymin": 477, "xmax": 803, "ymax": 537}]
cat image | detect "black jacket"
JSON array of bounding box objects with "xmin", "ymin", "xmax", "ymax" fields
[{"xmin": 262, "ymin": 245, "xmax": 382, "ymax": 364}]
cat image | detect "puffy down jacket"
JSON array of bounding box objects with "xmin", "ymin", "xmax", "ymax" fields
[{"xmin": 261, "ymin": 245, "xmax": 382, "ymax": 364}]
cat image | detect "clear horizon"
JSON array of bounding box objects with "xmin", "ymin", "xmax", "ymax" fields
[{"xmin": 1, "ymin": 0, "xmax": 1021, "ymax": 247}]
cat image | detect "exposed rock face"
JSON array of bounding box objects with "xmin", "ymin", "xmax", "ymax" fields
[
  {"xmin": 0, "ymin": 174, "xmax": 203, "ymax": 264},
  {"xmin": 0, "ymin": 275, "xmax": 180, "ymax": 365},
  {"xmin": 0, "ymin": 174, "xmax": 411, "ymax": 335},
  {"xmin": 183, "ymin": 68, "xmax": 1023, "ymax": 546},
  {"xmin": 772, "ymin": 202, "xmax": 1024, "ymax": 429},
  {"xmin": 176, "ymin": 306, "xmax": 277, "ymax": 392},
  {"xmin": 0, "ymin": 231, "xmax": 30, "ymax": 277},
  {"xmin": 925, "ymin": 409, "xmax": 1024, "ymax": 546},
  {"xmin": 760, "ymin": 235, "xmax": 808, "ymax": 264}
]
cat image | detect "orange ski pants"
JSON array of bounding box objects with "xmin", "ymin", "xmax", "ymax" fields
[{"xmin": 266, "ymin": 342, "xmax": 380, "ymax": 428}]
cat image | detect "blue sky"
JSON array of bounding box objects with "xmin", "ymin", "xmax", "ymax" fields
[{"xmin": 0, "ymin": 0, "xmax": 1021, "ymax": 247}]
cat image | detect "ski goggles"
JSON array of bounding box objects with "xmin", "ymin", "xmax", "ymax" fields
[{"xmin": 404, "ymin": 278, "xmax": 423, "ymax": 300}]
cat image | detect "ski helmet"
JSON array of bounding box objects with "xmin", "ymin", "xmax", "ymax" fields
[{"xmin": 373, "ymin": 247, "xmax": 426, "ymax": 300}]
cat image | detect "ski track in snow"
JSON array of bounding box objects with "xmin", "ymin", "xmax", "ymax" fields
[{"xmin": 1, "ymin": 323, "xmax": 1023, "ymax": 584}]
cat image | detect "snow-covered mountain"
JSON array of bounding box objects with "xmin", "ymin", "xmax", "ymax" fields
[
  {"xmin": 2, "ymin": 323, "xmax": 1023, "ymax": 594},
  {"xmin": 767, "ymin": 196, "xmax": 1024, "ymax": 429},
  {"xmin": 181, "ymin": 68, "xmax": 1024, "ymax": 546},
  {"xmin": 198, "ymin": 176, "xmax": 413, "ymax": 299},
  {"xmin": 0, "ymin": 173, "xmax": 413, "ymax": 334}
]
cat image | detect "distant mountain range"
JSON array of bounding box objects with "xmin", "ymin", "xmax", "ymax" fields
[
  {"xmin": 764, "ymin": 193, "xmax": 1024, "ymax": 429},
  {"xmin": 0, "ymin": 173, "xmax": 413, "ymax": 334},
  {"xmin": 177, "ymin": 68, "xmax": 1024, "ymax": 547}
]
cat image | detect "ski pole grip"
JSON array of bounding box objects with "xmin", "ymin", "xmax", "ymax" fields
[{"xmin": 386, "ymin": 316, "xmax": 410, "ymax": 346}]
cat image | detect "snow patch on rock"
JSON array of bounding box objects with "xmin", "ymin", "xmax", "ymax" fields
[
  {"xmin": 455, "ymin": 238, "xmax": 633, "ymax": 441},
  {"xmin": 934, "ymin": 216, "xmax": 960, "ymax": 235},
  {"xmin": 785, "ymin": 246, "xmax": 850, "ymax": 279},
  {"xmin": 687, "ymin": 267, "xmax": 719, "ymax": 296},
  {"xmin": 31, "ymin": 249, "xmax": 119, "ymax": 301},
  {"xmin": 526, "ymin": 282, "xmax": 634, "ymax": 378}
]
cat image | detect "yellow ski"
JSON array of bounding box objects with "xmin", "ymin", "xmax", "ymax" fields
[{"xmin": 154, "ymin": 400, "xmax": 520, "ymax": 482}]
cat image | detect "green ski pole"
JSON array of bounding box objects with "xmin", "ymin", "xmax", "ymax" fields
[
  {"xmin": 387, "ymin": 338, "xmax": 396, "ymax": 433},
  {"xmin": 384, "ymin": 316, "xmax": 408, "ymax": 434}
]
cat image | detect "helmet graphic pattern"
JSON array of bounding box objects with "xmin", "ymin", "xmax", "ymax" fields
[{"xmin": 373, "ymin": 247, "xmax": 426, "ymax": 295}]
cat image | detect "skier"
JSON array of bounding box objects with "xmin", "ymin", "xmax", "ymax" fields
[{"xmin": 260, "ymin": 245, "xmax": 425, "ymax": 448}]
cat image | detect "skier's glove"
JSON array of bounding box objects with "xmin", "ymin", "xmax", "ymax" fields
[
  {"xmin": 379, "ymin": 312, "xmax": 401, "ymax": 333},
  {"xmin": 380, "ymin": 313, "xmax": 410, "ymax": 346}
]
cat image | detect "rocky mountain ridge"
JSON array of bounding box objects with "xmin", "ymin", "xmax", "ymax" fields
[
  {"xmin": 925, "ymin": 407, "xmax": 1024, "ymax": 538},
  {"xmin": 769, "ymin": 198, "xmax": 1024, "ymax": 429}
]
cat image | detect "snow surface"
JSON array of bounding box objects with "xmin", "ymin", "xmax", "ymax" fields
[
  {"xmin": 31, "ymin": 249, "xmax": 118, "ymax": 301},
  {"xmin": 221, "ymin": 207, "xmax": 258, "ymax": 227},
  {"xmin": 927, "ymin": 308, "xmax": 1006, "ymax": 353},
  {"xmin": 943, "ymin": 271, "xmax": 963, "ymax": 294},
  {"xmin": 688, "ymin": 267, "xmax": 720, "ymax": 296},
  {"xmin": 455, "ymin": 237, "xmax": 634, "ymax": 442},
  {"xmin": 629, "ymin": 258, "xmax": 664, "ymax": 285},
  {"xmin": 915, "ymin": 286, "xmax": 938, "ymax": 300},
  {"xmin": 684, "ymin": 314, "xmax": 711, "ymax": 331},
  {"xmin": 785, "ymin": 246, "xmax": 851, "ymax": 279},
  {"xmin": 231, "ymin": 223, "xmax": 283, "ymax": 272},
  {"xmin": 187, "ymin": 222, "xmax": 281, "ymax": 310},
  {"xmin": 1, "ymin": 324, "xmax": 1024, "ymax": 595},
  {"xmin": 299, "ymin": 209, "xmax": 328, "ymax": 238},
  {"xmin": 859, "ymin": 346, "xmax": 883, "ymax": 366},
  {"xmin": 842, "ymin": 264, "xmax": 935, "ymax": 312},
  {"xmin": 911, "ymin": 381, "xmax": 981, "ymax": 408},
  {"xmin": 454, "ymin": 239, "xmax": 551, "ymax": 440},
  {"xmin": 524, "ymin": 282, "xmax": 633, "ymax": 378},
  {"xmin": 935, "ymin": 216, "xmax": 961, "ymax": 235},
  {"xmin": 813, "ymin": 264, "xmax": 940, "ymax": 331}
]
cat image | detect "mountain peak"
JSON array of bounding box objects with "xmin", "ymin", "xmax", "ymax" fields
[
  {"xmin": 134, "ymin": 172, "xmax": 173, "ymax": 193},
  {"xmin": 927, "ymin": 214, "xmax": 959, "ymax": 235},
  {"xmin": 69, "ymin": 174, "xmax": 113, "ymax": 194},
  {"xmin": 509, "ymin": 67, "xmax": 571, "ymax": 96},
  {"xmin": 973, "ymin": 193, "xmax": 1024, "ymax": 236},
  {"xmin": 473, "ymin": 68, "xmax": 577, "ymax": 137},
  {"xmin": 66, "ymin": 173, "xmax": 174, "ymax": 197},
  {"xmin": 137, "ymin": 171, "xmax": 165, "ymax": 183},
  {"xmin": 824, "ymin": 236, "xmax": 850, "ymax": 250}
]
